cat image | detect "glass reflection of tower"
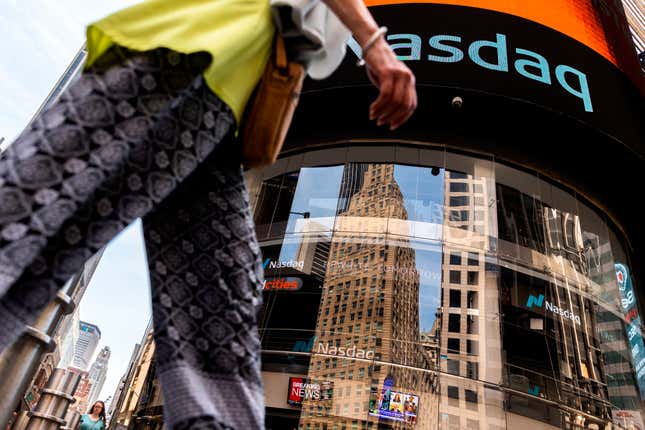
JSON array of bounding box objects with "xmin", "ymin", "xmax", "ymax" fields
[
  {"xmin": 438, "ymin": 170, "xmax": 505, "ymax": 430},
  {"xmin": 299, "ymin": 164, "xmax": 435, "ymax": 429},
  {"xmin": 586, "ymin": 233, "xmax": 641, "ymax": 411}
]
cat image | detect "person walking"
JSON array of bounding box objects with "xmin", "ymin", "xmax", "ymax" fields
[
  {"xmin": 78, "ymin": 402, "xmax": 106, "ymax": 430},
  {"xmin": 0, "ymin": 0, "xmax": 417, "ymax": 428}
]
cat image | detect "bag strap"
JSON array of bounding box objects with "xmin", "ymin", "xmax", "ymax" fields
[{"xmin": 275, "ymin": 35, "xmax": 288, "ymax": 71}]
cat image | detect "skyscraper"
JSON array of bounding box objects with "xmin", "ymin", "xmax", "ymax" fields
[
  {"xmin": 58, "ymin": 307, "xmax": 81, "ymax": 369},
  {"xmin": 438, "ymin": 170, "xmax": 505, "ymax": 430},
  {"xmin": 299, "ymin": 164, "xmax": 436, "ymax": 429},
  {"xmin": 88, "ymin": 346, "xmax": 111, "ymax": 406},
  {"xmin": 73, "ymin": 322, "xmax": 101, "ymax": 371}
]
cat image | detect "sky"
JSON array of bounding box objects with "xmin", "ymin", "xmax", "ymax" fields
[
  {"xmin": 0, "ymin": 0, "xmax": 141, "ymax": 147},
  {"xmin": 80, "ymin": 220, "xmax": 151, "ymax": 401},
  {"xmin": 0, "ymin": 0, "xmax": 148, "ymax": 402}
]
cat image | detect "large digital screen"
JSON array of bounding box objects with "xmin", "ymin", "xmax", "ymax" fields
[
  {"xmin": 363, "ymin": 0, "xmax": 619, "ymax": 65},
  {"xmin": 616, "ymin": 263, "xmax": 645, "ymax": 398},
  {"xmin": 369, "ymin": 386, "xmax": 419, "ymax": 424},
  {"xmin": 287, "ymin": 377, "xmax": 333, "ymax": 406},
  {"xmin": 296, "ymin": 1, "xmax": 643, "ymax": 154}
]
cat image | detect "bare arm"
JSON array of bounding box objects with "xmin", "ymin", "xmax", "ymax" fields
[{"xmin": 321, "ymin": 0, "xmax": 417, "ymax": 130}]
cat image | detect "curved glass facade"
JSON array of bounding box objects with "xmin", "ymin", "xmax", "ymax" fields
[{"xmin": 246, "ymin": 145, "xmax": 645, "ymax": 430}]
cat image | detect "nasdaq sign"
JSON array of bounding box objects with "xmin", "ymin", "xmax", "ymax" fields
[{"xmin": 526, "ymin": 293, "xmax": 581, "ymax": 325}]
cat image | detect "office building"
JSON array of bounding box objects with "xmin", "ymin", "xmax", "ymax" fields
[
  {"xmin": 88, "ymin": 346, "xmax": 111, "ymax": 406},
  {"xmin": 72, "ymin": 322, "xmax": 101, "ymax": 371}
]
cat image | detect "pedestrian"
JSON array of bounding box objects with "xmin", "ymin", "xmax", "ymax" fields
[
  {"xmin": 78, "ymin": 402, "xmax": 106, "ymax": 430},
  {"xmin": 0, "ymin": 0, "xmax": 417, "ymax": 428}
]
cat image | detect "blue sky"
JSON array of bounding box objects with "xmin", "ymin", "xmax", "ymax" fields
[
  {"xmin": 80, "ymin": 220, "xmax": 151, "ymax": 401},
  {"xmin": 0, "ymin": 0, "xmax": 140, "ymax": 147},
  {"xmin": 1, "ymin": 0, "xmax": 147, "ymax": 402}
]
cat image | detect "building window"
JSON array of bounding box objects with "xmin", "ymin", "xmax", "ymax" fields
[
  {"xmin": 466, "ymin": 315, "xmax": 477, "ymax": 334},
  {"xmin": 474, "ymin": 196, "xmax": 484, "ymax": 206},
  {"xmin": 449, "ymin": 271, "xmax": 461, "ymax": 284},
  {"xmin": 466, "ymin": 362, "xmax": 479, "ymax": 379},
  {"xmin": 448, "ymin": 314, "xmax": 461, "ymax": 333},
  {"xmin": 465, "ymin": 389, "xmax": 478, "ymax": 403},
  {"xmin": 447, "ymin": 359, "xmax": 460, "ymax": 375},
  {"xmin": 467, "ymin": 252, "xmax": 479, "ymax": 265},
  {"xmin": 447, "ymin": 386, "xmax": 459, "ymax": 399},
  {"xmin": 450, "ymin": 171, "xmax": 468, "ymax": 179},
  {"xmin": 449, "ymin": 182, "xmax": 469, "ymax": 192},
  {"xmin": 449, "ymin": 289, "xmax": 461, "ymax": 307},
  {"xmin": 466, "ymin": 419, "xmax": 480, "ymax": 429},
  {"xmin": 467, "ymin": 271, "xmax": 479, "ymax": 285},
  {"xmin": 467, "ymin": 291, "xmax": 478, "ymax": 309},
  {"xmin": 449, "ymin": 252, "xmax": 462, "ymax": 265},
  {"xmin": 467, "ymin": 340, "xmax": 478, "ymax": 355},
  {"xmin": 449, "ymin": 196, "xmax": 469, "ymax": 207},
  {"xmin": 448, "ymin": 338, "xmax": 460, "ymax": 353},
  {"xmin": 450, "ymin": 210, "xmax": 469, "ymax": 221}
]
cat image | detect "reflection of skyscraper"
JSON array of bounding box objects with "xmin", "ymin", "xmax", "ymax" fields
[
  {"xmin": 73, "ymin": 322, "xmax": 101, "ymax": 371},
  {"xmin": 588, "ymin": 234, "xmax": 641, "ymax": 411},
  {"xmin": 88, "ymin": 346, "xmax": 111, "ymax": 406},
  {"xmin": 300, "ymin": 164, "xmax": 435, "ymax": 429},
  {"xmin": 294, "ymin": 221, "xmax": 331, "ymax": 281},
  {"xmin": 439, "ymin": 170, "xmax": 504, "ymax": 430},
  {"xmin": 336, "ymin": 163, "xmax": 368, "ymax": 214}
]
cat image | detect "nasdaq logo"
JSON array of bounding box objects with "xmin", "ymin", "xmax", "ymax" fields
[
  {"xmin": 526, "ymin": 294, "xmax": 545, "ymax": 308},
  {"xmin": 525, "ymin": 293, "xmax": 581, "ymax": 325},
  {"xmin": 292, "ymin": 336, "xmax": 316, "ymax": 353},
  {"xmin": 262, "ymin": 259, "xmax": 304, "ymax": 270},
  {"xmin": 528, "ymin": 385, "xmax": 540, "ymax": 396},
  {"xmin": 288, "ymin": 336, "xmax": 316, "ymax": 360},
  {"xmin": 347, "ymin": 31, "xmax": 594, "ymax": 113}
]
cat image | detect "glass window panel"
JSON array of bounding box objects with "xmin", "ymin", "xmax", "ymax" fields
[
  {"xmin": 449, "ymin": 252, "xmax": 462, "ymax": 265},
  {"xmin": 448, "ymin": 314, "xmax": 461, "ymax": 333},
  {"xmin": 449, "ymin": 290, "xmax": 461, "ymax": 308}
]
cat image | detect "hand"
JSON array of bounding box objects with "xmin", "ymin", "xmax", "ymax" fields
[{"xmin": 363, "ymin": 38, "xmax": 417, "ymax": 130}]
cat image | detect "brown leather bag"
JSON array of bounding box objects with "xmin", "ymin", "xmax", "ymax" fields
[{"xmin": 241, "ymin": 35, "xmax": 305, "ymax": 168}]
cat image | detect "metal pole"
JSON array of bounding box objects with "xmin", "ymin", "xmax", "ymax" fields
[
  {"xmin": 0, "ymin": 273, "xmax": 80, "ymax": 428},
  {"xmin": 25, "ymin": 368, "xmax": 81, "ymax": 430},
  {"xmin": 61, "ymin": 408, "xmax": 80, "ymax": 430}
]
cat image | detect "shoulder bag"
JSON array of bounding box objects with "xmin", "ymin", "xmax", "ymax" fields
[{"xmin": 241, "ymin": 35, "xmax": 305, "ymax": 168}]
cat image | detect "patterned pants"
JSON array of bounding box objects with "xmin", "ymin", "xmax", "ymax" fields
[{"xmin": 0, "ymin": 47, "xmax": 265, "ymax": 429}]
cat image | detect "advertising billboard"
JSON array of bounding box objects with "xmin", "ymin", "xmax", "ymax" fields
[
  {"xmin": 369, "ymin": 383, "xmax": 419, "ymax": 424},
  {"xmin": 287, "ymin": 377, "xmax": 333, "ymax": 406},
  {"xmin": 291, "ymin": 1, "xmax": 643, "ymax": 153},
  {"xmin": 616, "ymin": 263, "xmax": 645, "ymax": 398},
  {"xmin": 363, "ymin": 0, "xmax": 617, "ymax": 63}
]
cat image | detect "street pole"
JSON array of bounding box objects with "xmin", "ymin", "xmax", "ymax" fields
[
  {"xmin": 25, "ymin": 368, "xmax": 81, "ymax": 430},
  {"xmin": 0, "ymin": 273, "xmax": 80, "ymax": 428}
]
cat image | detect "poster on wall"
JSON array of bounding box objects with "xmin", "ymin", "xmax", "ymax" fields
[
  {"xmin": 287, "ymin": 377, "xmax": 333, "ymax": 406},
  {"xmin": 369, "ymin": 387, "xmax": 419, "ymax": 424}
]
